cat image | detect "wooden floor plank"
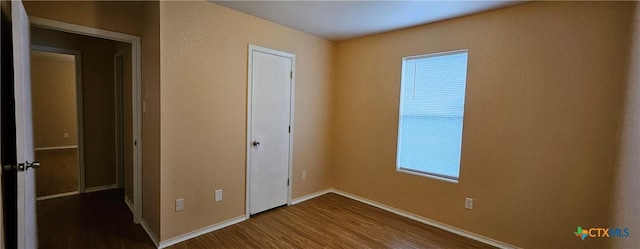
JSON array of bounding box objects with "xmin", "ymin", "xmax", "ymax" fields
[
  {"xmin": 168, "ymin": 193, "xmax": 496, "ymax": 249},
  {"xmin": 38, "ymin": 190, "xmax": 495, "ymax": 249},
  {"xmin": 37, "ymin": 189, "xmax": 155, "ymax": 249}
]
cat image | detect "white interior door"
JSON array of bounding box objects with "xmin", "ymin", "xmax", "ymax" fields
[
  {"xmin": 248, "ymin": 45, "xmax": 294, "ymax": 215},
  {"xmin": 12, "ymin": 1, "xmax": 38, "ymax": 248}
]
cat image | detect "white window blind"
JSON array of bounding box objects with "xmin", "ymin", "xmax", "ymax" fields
[{"xmin": 396, "ymin": 50, "xmax": 468, "ymax": 182}]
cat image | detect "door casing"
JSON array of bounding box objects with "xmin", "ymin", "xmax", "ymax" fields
[{"xmin": 245, "ymin": 44, "xmax": 296, "ymax": 218}]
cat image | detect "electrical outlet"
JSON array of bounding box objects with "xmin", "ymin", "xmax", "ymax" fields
[
  {"xmin": 175, "ymin": 198, "xmax": 184, "ymax": 211},
  {"xmin": 214, "ymin": 189, "xmax": 222, "ymax": 202},
  {"xmin": 301, "ymin": 171, "xmax": 306, "ymax": 179},
  {"xmin": 465, "ymin": 198, "xmax": 473, "ymax": 209},
  {"xmin": 64, "ymin": 132, "xmax": 69, "ymax": 138}
]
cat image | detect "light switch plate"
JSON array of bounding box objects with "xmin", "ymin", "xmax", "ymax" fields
[{"xmin": 176, "ymin": 198, "xmax": 184, "ymax": 211}]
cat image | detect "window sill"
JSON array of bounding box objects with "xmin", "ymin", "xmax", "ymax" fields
[{"xmin": 397, "ymin": 168, "xmax": 459, "ymax": 184}]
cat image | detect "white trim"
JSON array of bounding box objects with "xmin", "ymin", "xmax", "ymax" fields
[
  {"xmin": 30, "ymin": 16, "xmax": 144, "ymax": 224},
  {"xmin": 124, "ymin": 196, "xmax": 134, "ymax": 213},
  {"xmin": 33, "ymin": 145, "xmax": 78, "ymax": 151},
  {"xmin": 29, "ymin": 17, "xmax": 138, "ymax": 43},
  {"xmin": 245, "ymin": 45, "xmax": 252, "ymax": 219},
  {"xmin": 132, "ymin": 31, "xmax": 143, "ymax": 226},
  {"xmin": 403, "ymin": 48, "xmax": 469, "ymax": 61},
  {"xmin": 30, "ymin": 45, "xmax": 85, "ymax": 193},
  {"xmin": 144, "ymin": 188, "xmax": 515, "ymax": 249},
  {"xmin": 331, "ymin": 189, "xmax": 520, "ymax": 249},
  {"xmin": 140, "ymin": 219, "xmax": 160, "ymax": 249},
  {"xmin": 35, "ymin": 191, "xmax": 78, "ymax": 201},
  {"xmin": 291, "ymin": 188, "xmax": 331, "ymax": 205},
  {"xmin": 246, "ymin": 44, "xmax": 296, "ymax": 218},
  {"xmin": 158, "ymin": 216, "xmax": 247, "ymax": 249},
  {"xmin": 288, "ymin": 53, "xmax": 296, "ymax": 207},
  {"xmin": 84, "ymin": 184, "xmax": 118, "ymax": 193}
]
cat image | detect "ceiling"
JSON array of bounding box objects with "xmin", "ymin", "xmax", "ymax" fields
[{"xmin": 212, "ymin": 1, "xmax": 523, "ymax": 41}]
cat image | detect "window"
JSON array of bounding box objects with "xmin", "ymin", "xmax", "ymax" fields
[{"xmin": 396, "ymin": 50, "xmax": 468, "ymax": 183}]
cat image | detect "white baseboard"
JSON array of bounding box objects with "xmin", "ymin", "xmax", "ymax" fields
[
  {"xmin": 330, "ymin": 189, "xmax": 520, "ymax": 249},
  {"xmin": 158, "ymin": 216, "xmax": 246, "ymax": 249},
  {"xmin": 291, "ymin": 188, "xmax": 332, "ymax": 205},
  {"xmin": 140, "ymin": 219, "xmax": 160, "ymax": 248},
  {"xmin": 84, "ymin": 184, "xmax": 118, "ymax": 193},
  {"xmin": 145, "ymin": 188, "xmax": 517, "ymax": 249},
  {"xmin": 124, "ymin": 196, "xmax": 134, "ymax": 213},
  {"xmin": 36, "ymin": 191, "xmax": 79, "ymax": 201}
]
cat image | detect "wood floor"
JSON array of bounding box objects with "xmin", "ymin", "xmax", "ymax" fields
[
  {"xmin": 168, "ymin": 193, "xmax": 496, "ymax": 249},
  {"xmin": 38, "ymin": 190, "xmax": 495, "ymax": 249},
  {"xmin": 37, "ymin": 189, "xmax": 155, "ymax": 249}
]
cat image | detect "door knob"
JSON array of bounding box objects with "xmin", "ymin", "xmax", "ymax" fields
[{"xmin": 252, "ymin": 141, "xmax": 260, "ymax": 147}]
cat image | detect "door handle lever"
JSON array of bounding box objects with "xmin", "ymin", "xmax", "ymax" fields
[
  {"xmin": 4, "ymin": 161, "xmax": 40, "ymax": 172},
  {"xmin": 17, "ymin": 161, "xmax": 40, "ymax": 171}
]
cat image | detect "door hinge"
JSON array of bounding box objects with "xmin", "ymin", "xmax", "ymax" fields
[
  {"xmin": 134, "ymin": 140, "xmax": 137, "ymax": 146},
  {"xmin": 288, "ymin": 126, "xmax": 291, "ymax": 133},
  {"xmin": 287, "ymin": 179, "xmax": 290, "ymax": 186},
  {"xmin": 2, "ymin": 164, "xmax": 15, "ymax": 172},
  {"xmin": 290, "ymin": 71, "xmax": 293, "ymax": 79}
]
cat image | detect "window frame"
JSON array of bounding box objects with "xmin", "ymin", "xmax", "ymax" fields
[{"xmin": 396, "ymin": 49, "xmax": 469, "ymax": 184}]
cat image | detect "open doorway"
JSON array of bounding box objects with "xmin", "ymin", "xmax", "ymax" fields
[
  {"xmin": 29, "ymin": 16, "xmax": 142, "ymax": 221},
  {"xmin": 28, "ymin": 19, "xmax": 145, "ymax": 246},
  {"xmin": 30, "ymin": 47, "xmax": 83, "ymax": 201}
]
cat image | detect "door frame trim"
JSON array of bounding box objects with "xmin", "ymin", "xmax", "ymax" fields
[
  {"xmin": 30, "ymin": 45, "xmax": 85, "ymax": 195},
  {"xmin": 245, "ymin": 44, "xmax": 296, "ymax": 218},
  {"xmin": 29, "ymin": 17, "xmax": 144, "ymax": 224}
]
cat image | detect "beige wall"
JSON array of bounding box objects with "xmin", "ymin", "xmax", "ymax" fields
[
  {"xmin": 139, "ymin": 2, "xmax": 162, "ymax": 239},
  {"xmin": 22, "ymin": 1, "xmax": 639, "ymax": 248},
  {"xmin": 609, "ymin": 2, "xmax": 640, "ymax": 249},
  {"xmin": 159, "ymin": 1, "xmax": 333, "ymax": 240},
  {"xmin": 24, "ymin": 1, "xmax": 162, "ymax": 238},
  {"xmin": 30, "ymin": 50, "xmax": 81, "ymax": 198},
  {"xmin": 35, "ymin": 149, "xmax": 79, "ymax": 197},
  {"xmin": 31, "ymin": 51, "xmax": 78, "ymax": 148},
  {"xmin": 332, "ymin": 2, "xmax": 633, "ymax": 248}
]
